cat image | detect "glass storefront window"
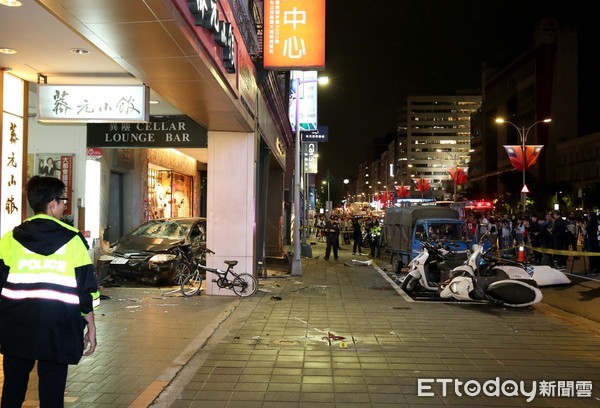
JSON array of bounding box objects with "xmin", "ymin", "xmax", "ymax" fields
[{"xmin": 148, "ymin": 168, "xmax": 193, "ymax": 219}]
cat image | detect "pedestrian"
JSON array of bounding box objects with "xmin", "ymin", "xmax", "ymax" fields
[
  {"xmin": 539, "ymin": 215, "xmax": 553, "ymax": 266},
  {"xmin": 369, "ymin": 219, "xmax": 382, "ymax": 258},
  {"xmin": 551, "ymin": 210, "xmax": 568, "ymax": 269},
  {"xmin": 363, "ymin": 217, "xmax": 373, "ymax": 250},
  {"xmin": 526, "ymin": 214, "xmax": 543, "ymax": 265},
  {"xmin": 315, "ymin": 216, "xmax": 325, "ymax": 242},
  {"xmin": 323, "ymin": 218, "xmax": 341, "ymax": 261},
  {"xmin": 0, "ymin": 176, "xmax": 100, "ymax": 408},
  {"xmin": 488, "ymin": 217, "xmax": 498, "ymax": 250},
  {"xmin": 341, "ymin": 216, "xmax": 352, "ymax": 245},
  {"xmin": 500, "ymin": 218, "xmax": 513, "ymax": 257},
  {"xmin": 584, "ymin": 212, "xmax": 599, "ymax": 273},
  {"xmin": 466, "ymin": 214, "xmax": 477, "ymax": 242},
  {"xmin": 476, "ymin": 212, "xmax": 490, "ymax": 242},
  {"xmin": 352, "ymin": 217, "xmax": 363, "ymax": 255}
]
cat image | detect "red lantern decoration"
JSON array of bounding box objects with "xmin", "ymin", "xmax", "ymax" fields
[
  {"xmin": 395, "ymin": 185, "xmax": 410, "ymax": 198},
  {"xmin": 414, "ymin": 178, "xmax": 431, "ymax": 192},
  {"xmin": 447, "ymin": 167, "xmax": 468, "ymax": 185}
]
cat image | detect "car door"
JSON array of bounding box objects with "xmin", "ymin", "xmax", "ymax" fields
[{"xmin": 190, "ymin": 219, "xmax": 207, "ymax": 261}]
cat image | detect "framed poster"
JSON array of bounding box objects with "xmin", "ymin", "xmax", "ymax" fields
[{"xmin": 35, "ymin": 154, "xmax": 74, "ymax": 219}]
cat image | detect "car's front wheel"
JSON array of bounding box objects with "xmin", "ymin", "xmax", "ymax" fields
[{"xmin": 172, "ymin": 260, "xmax": 192, "ymax": 285}]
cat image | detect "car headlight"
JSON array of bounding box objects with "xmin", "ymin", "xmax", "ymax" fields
[{"xmin": 149, "ymin": 253, "xmax": 177, "ymax": 263}]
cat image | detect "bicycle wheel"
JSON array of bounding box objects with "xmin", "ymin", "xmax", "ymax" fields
[
  {"xmin": 181, "ymin": 273, "xmax": 203, "ymax": 297},
  {"xmin": 231, "ymin": 273, "xmax": 258, "ymax": 297},
  {"xmin": 171, "ymin": 260, "xmax": 192, "ymax": 285}
]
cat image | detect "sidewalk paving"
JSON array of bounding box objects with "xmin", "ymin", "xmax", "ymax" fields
[
  {"xmin": 156, "ymin": 241, "xmax": 600, "ymax": 407},
  {"xmin": 2, "ymin": 241, "xmax": 599, "ymax": 407}
]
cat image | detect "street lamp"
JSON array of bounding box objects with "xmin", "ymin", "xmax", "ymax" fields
[
  {"xmin": 292, "ymin": 75, "xmax": 328, "ymax": 276},
  {"xmin": 343, "ymin": 178, "xmax": 349, "ymax": 208},
  {"xmin": 322, "ymin": 179, "xmax": 330, "ymax": 212},
  {"xmin": 495, "ymin": 117, "xmax": 551, "ymax": 212},
  {"xmin": 554, "ymin": 190, "xmax": 562, "ymax": 211}
]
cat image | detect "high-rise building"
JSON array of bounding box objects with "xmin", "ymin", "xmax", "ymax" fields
[{"xmin": 403, "ymin": 94, "xmax": 481, "ymax": 200}]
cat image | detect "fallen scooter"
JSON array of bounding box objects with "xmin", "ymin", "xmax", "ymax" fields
[
  {"xmin": 449, "ymin": 233, "xmax": 570, "ymax": 287},
  {"xmin": 399, "ymin": 240, "xmax": 466, "ymax": 293},
  {"xmin": 438, "ymin": 233, "xmax": 543, "ymax": 307},
  {"xmin": 439, "ymin": 269, "xmax": 543, "ymax": 307}
]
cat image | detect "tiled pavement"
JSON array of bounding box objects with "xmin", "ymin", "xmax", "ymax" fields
[{"xmin": 2, "ymin": 242, "xmax": 600, "ymax": 407}]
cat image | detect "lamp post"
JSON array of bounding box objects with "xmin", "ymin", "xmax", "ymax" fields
[
  {"xmin": 448, "ymin": 152, "xmax": 462, "ymax": 203},
  {"xmin": 495, "ymin": 117, "xmax": 551, "ymax": 212},
  {"xmin": 322, "ymin": 179, "xmax": 330, "ymax": 213},
  {"xmin": 291, "ymin": 75, "xmax": 328, "ymax": 276},
  {"xmin": 343, "ymin": 178, "xmax": 349, "ymax": 209}
]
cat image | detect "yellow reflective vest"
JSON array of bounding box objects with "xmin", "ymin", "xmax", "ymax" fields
[{"xmin": 0, "ymin": 214, "xmax": 99, "ymax": 364}]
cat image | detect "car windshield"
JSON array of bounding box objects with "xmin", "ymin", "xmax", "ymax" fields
[
  {"xmin": 427, "ymin": 223, "xmax": 465, "ymax": 241},
  {"xmin": 132, "ymin": 220, "xmax": 192, "ymax": 239}
]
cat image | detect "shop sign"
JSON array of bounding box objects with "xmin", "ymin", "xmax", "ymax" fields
[
  {"xmin": 86, "ymin": 116, "xmax": 208, "ymax": 148},
  {"xmin": 264, "ymin": 0, "xmax": 326, "ymax": 69},
  {"xmin": 37, "ymin": 84, "xmax": 149, "ymax": 123},
  {"xmin": 1, "ymin": 72, "xmax": 25, "ymax": 237},
  {"xmin": 302, "ymin": 142, "xmax": 318, "ymax": 174},
  {"xmin": 188, "ymin": 0, "xmax": 236, "ymax": 73},
  {"xmin": 87, "ymin": 147, "xmax": 103, "ymax": 159},
  {"xmin": 301, "ymin": 126, "xmax": 328, "ymax": 142},
  {"xmin": 289, "ymin": 70, "xmax": 318, "ymax": 131}
]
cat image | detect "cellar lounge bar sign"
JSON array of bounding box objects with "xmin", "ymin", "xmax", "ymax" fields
[
  {"xmin": 87, "ymin": 117, "xmax": 208, "ymax": 148},
  {"xmin": 37, "ymin": 84, "xmax": 149, "ymax": 123}
]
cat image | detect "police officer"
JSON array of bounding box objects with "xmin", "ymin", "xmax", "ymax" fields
[
  {"xmin": 369, "ymin": 219, "xmax": 382, "ymax": 258},
  {"xmin": 0, "ymin": 176, "xmax": 100, "ymax": 407},
  {"xmin": 323, "ymin": 217, "xmax": 341, "ymax": 261}
]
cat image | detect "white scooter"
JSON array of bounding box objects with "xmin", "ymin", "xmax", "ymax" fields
[
  {"xmin": 439, "ymin": 270, "xmax": 543, "ymax": 307},
  {"xmin": 439, "ymin": 233, "xmax": 543, "ymax": 307},
  {"xmin": 400, "ymin": 241, "xmax": 464, "ymax": 293},
  {"xmin": 448, "ymin": 233, "xmax": 570, "ymax": 286}
]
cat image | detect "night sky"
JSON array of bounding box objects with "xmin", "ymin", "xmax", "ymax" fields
[{"xmin": 317, "ymin": 0, "xmax": 566, "ymax": 180}]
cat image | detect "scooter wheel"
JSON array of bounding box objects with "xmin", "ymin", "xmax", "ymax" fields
[{"xmin": 401, "ymin": 275, "xmax": 419, "ymax": 293}]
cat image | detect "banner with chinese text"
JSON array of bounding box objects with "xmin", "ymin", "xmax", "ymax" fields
[{"xmin": 264, "ymin": 0, "xmax": 326, "ymax": 69}]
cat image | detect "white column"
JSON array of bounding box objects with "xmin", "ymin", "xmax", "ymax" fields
[{"xmin": 206, "ymin": 131, "xmax": 256, "ymax": 295}]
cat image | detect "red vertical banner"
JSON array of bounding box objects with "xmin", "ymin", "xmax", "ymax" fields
[{"xmin": 60, "ymin": 155, "xmax": 73, "ymax": 215}]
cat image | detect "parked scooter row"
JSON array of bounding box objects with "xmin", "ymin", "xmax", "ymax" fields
[{"xmin": 398, "ymin": 233, "xmax": 545, "ymax": 307}]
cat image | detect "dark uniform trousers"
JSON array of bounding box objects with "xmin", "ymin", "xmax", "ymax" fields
[{"xmin": 1, "ymin": 355, "xmax": 68, "ymax": 408}]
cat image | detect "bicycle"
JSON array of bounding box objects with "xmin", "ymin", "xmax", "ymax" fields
[{"xmin": 180, "ymin": 249, "xmax": 258, "ymax": 297}]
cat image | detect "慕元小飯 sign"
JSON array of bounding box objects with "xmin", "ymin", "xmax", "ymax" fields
[
  {"xmin": 37, "ymin": 84, "xmax": 149, "ymax": 123},
  {"xmin": 264, "ymin": 0, "xmax": 325, "ymax": 69}
]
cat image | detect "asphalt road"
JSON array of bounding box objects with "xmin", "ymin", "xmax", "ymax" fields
[{"xmin": 349, "ymin": 245, "xmax": 600, "ymax": 326}]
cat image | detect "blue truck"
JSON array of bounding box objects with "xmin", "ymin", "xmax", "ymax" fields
[{"xmin": 383, "ymin": 206, "xmax": 471, "ymax": 273}]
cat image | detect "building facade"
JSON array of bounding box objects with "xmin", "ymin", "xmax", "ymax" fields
[{"xmin": 403, "ymin": 94, "xmax": 481, "ymax": 201}]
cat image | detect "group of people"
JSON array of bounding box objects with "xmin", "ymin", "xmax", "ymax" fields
[
  {"xmin": 308, "ymin": 215, "xmax": 384, "ymax": 261},
  {"xmin": 468, "ymin": 210, "xmax": 599, "ymax": 273}
]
